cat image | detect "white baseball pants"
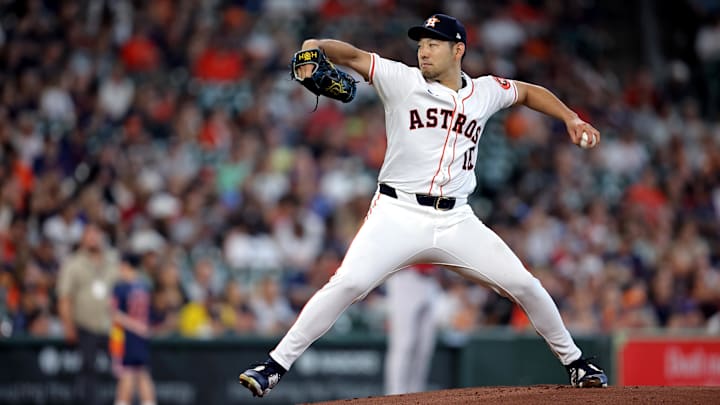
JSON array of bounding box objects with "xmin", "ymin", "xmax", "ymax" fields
[
  {"xmin": 270, "ymin": 190, "xmax": 582, "ymax": 370},
  {"xmin": 384, "ymin": 268, "xmax": 439, "ymax": 394}
]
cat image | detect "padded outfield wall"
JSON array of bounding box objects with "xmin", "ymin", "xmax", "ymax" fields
[{"xmin": 0, "ymin": 332, "xmax": 613, "ymax": 405}]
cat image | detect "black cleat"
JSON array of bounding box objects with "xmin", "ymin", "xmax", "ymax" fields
[
  {"xmin": 565, "ymin": 357, "xmax": 608, "ymax": 388},
  {"xmin": 239, "ymin": 358, "xmax": 286, "ymax": 397}
]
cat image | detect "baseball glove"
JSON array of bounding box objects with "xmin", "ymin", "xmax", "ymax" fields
[{"xmin": 290, "ymin": 48, "xmax": 357, "ymax": 107}]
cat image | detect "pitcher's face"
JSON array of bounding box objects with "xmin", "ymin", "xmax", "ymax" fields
[{"xmin": 417, "ymin": 38, "xmax": 461, "ymax": 80}]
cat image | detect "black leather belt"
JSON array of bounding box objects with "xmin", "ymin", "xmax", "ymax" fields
[{"xmin": 379, "ymin": 183, "xmax": 456, "ymax": 211}]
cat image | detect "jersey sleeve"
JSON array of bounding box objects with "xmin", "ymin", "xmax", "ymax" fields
[
  {"xmin": 368, "ymin": 53, "xmax": 419, "ymax": 108},
  {"xmin": 477, "ymin": 75, "xmax": 519, "ymax": 115}
]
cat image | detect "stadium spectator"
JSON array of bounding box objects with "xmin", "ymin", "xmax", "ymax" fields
[
  {"xmin": 120, "ymin": 26, "xmax": 160, "ymax": 73},
  {"xmin": 561, "ymin": 287, "xmax": 601, "ymax": 334},
  {"xmin": 110, "ymin": 253, "xmax": 156, "ymax": 405},
  {"xmin": 272, "ymin": 194, "xmax": 325, "ymax": 274},
  {"xmin": 98, "ymin": 65, "xmax": 134, "ymax": 122},
  {"xmin": 56, "ymin": 224, "xmax": 119, "ymax": 405},
  {"xmin": 43, "ymin": 203, "xmax": 84, "ymax": 260},
  {"xmin": 149, "ymin": 261, "xmax": 185, "ymax": 337},
  {"xmin": 178, "ymin": 297, "xmax": 215, "ymax": 339},
  {"xmin": 40, "ymin": 72, "xmax": 76, "ymax": 127},
  {"xmin": 436, "ymin": 276, "xmax": 482, "ymax": 343},
  {"xmin": 13, "ymin": 261, "xmax": 61, "ymax": 337},
  {"xmin": 193, "ymin": 36, "xmax": 245, "ymax": 83},
  {"xmin": 216, "ymin": 281, "xmax": 256, "ymax": 335},
  {"xmin": 249, "ymin": 276, "xmax": 295, "ymax": 336},
  {"xmin": 185, "ymin": 257, "xmax": 220, "ymax": 304}
]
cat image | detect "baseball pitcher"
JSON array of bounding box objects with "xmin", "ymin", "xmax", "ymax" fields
[{"xmin": 239, "ymin": 14, "xmax": 607, "ymax": 398}]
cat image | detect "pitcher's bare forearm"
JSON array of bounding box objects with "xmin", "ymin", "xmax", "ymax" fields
[
  {"xmin": 515, "ymin": 81, "xmax": 600, "ymax": 145},
  {"xmin": 301, "ymin": 39, "xmax": 372, "ymax": 81},
  {"xmin": 515, "ymin": 82, "xmax": 577, "ymax": 122}
]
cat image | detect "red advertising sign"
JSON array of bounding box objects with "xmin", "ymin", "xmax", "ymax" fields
[{"xmin": 619, "ymin": 338, "xmax": 720, "ymax": 386}]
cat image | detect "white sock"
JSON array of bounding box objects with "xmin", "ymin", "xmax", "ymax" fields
[
  {"xmin": 141, "ymin": 402, "xmax": 156, "ymax": 405},
  {"xmin": 115, "ymin": 402, "xmax": 130, "ymax": 405}
]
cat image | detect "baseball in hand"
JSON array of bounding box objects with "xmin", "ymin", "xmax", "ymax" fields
[{"xmin": 579, "ymin": 131, "xmax": 596, "ymax": 149}]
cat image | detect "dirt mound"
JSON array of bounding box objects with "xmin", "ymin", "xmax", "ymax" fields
[{"xmin": 305, "ymin": 385, "xmax": 720, "ymax": 404}]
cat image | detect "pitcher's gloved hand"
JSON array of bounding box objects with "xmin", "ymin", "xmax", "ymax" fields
[{"xmin": 290, "ymin": 48, "xmax": 358, "ymax": 106}]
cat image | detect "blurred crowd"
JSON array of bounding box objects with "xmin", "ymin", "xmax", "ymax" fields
[{"xmin": 1, "ymin": 0, "xmax": 719, "ymax": 341}]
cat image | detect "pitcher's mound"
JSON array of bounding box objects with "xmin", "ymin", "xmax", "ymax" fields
[{"xmin": 306, "ymin": 385, "xmax": 720, "ymax": 404}]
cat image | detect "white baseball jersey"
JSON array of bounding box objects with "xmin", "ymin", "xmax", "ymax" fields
[{"xmin": 369, "ymin": 53, "xmax": 518, "ymax": 198}]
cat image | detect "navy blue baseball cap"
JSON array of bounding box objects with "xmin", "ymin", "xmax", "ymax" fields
[{"xmin": 408, "ymin": 14, "xmax": 467, "ymax": 44}]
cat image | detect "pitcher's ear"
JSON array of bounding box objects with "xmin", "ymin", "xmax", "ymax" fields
[{"xmin": 455, "ymin": 42, "xmax": 465, "ymax": 59}]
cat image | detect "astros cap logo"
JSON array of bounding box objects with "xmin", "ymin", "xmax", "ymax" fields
[{"xmin": 425, "ymin": 16, "xmax": 440, "ymax": 28}]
